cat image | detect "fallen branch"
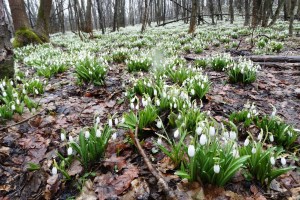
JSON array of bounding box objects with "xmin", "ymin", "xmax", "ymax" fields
[
  {"xmin": 133, "ymin": 126, "xmax": 177, "ymax": 200},
  {"xmin": 0, "ymin": 108, "xmax": 46, "ymax": 132}
]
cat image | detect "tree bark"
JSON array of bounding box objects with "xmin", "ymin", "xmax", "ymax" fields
[
  {"xmin": 0, "ymin": 0, "xmax": 14, "ymax": 79},
  {"xmin": 251, "ymin": 0, "xmax": 262, "ymax": 27},
  {"xmin": 288, "ymin": 0, "xmax": 297, "ymax": 36},
  {"xmin": 84, "ymin": 0, "xmax": 93, "ymax": 34},
  {"xmin": 113, "ymin": 0, "xmax": 119, "ymax": 31},
  {"xmin": 268, "ymin": 0, "xmax": 285, "ymax": 26},
  {"xmin": 141, "ymin": 0, "xmax": 149, "ymax": 33},
  {"xmin": 188, "ymin": 0, "xmax": 197, "ymax": 33},
  {"xmin": 208, "ymin": 0, "xmax": 215, "ymax": 24},
  {"xmin": 96, "ymin": 0, "xmax": 105, "ymax": 34},
  {"xmin": 229, "ymin": 0, "xmax": 234, "ymax": 24},
  {"xmin": 244, "ymin": 0, "xmax": 250, "ymax": 26},
  {"xmin": 8, "ymin": 0, "xmax": 30, "ymax": 31},
  {"xmin": 35, "ymin": 0, "xmax": 52, "ymax": 42}
]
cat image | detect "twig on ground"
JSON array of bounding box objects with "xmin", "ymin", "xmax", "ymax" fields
[
  {"xmin": 0, "ymin": 108, "xmax": 46, "ymax": 132},
  {"xmin": 133, "ymin": 125, "xmax": 177, "ymax": 200}
]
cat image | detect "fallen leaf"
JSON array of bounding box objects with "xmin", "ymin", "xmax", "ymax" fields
[
  {"xmin": 103, "ymin": 156, "xmax": 127, "ymax": 171},
  {"xmin": 67, "ymin": 160, "xmax": 83, "ymax": 176},
  {"xmin": 76, "ymin": 179, "xmax": 97, "ymax": 200}
]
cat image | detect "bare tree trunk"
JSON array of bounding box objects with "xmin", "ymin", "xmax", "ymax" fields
[
  {"xmin": 284, "ymin": 0, "xmax": 291, "ymax": 21},
  {"xmin": 35, "ymin": 0, "xmax": 52, "ymax": 41},
  {"xmin": 269, "ymin": 0, "xmax": 285, "ymax": 26},
  {"xmin": 0, "ymin": 0, "xmax": 14, "ymax": 79},
  {"xmin": 8, "ymin": 0, "xmax": 30, "ymax": 30},
  {"xmin": 217, "ymin": 0, "xmax": 223, "ymax": 20},
  {"xmin": 252, "ymin": 0, "xmax": 262, "ymax": 27},
  {"xmin": 244, "ymin": 0, "xmax": 250, "ymax": 26},
  {"xmin": 188, "ymin": 0, "xmax": 197, "ymax": 33},
  {"xmin": 68, "ymin": 0, "xmax": 75, "ymax": 31},
  {"xmin": 96, "ymin": 0, "xmax": 105, "ymax": 34},
  {"xmin": 297, "ymin": 0, "xmax": 300, "ymax": 19},
  {"xmin": 113, "ymin": 0, "xmax": 119, "ymax": 31},
  {"xmin": 208, "ymin": 0, "xmax": 215, "ymax": 24},
  {"xmin": 141, "ymin": 0, "xmax": 149, "ymax": 33},
  {"xmin": 92, "ymin": 0, "xmax": 98, "ymax": 30},
  {"xmin": 289, "ymin": 0, "xmax": 297, "ymax": 36},
  {"xmin": 84, "ymin": 0, "xmax": 93, "ymax": 34},
  {"xmin": 229, "ymin": 0, "xmax": 234, "ymax": 23}
]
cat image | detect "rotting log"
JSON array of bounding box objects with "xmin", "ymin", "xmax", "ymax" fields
[{"xmin": 184, "ymin": 55, "xmax": 300, "ymax": 64}]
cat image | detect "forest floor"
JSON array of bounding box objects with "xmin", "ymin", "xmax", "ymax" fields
[{"xmin": 1, "ymin": 20, "xmax": 300, "ymax": 200}]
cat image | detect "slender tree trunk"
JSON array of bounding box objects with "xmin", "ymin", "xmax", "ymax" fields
[
  {"xmin": 141, "ymin": 0, "xmax": 149, "ymax": 33},
  {"xmin": 229, "ymin": 0, "xmax": 234, "ymax": 23},
  {"xmin": 284, "ymin": 0, "xmax": 291, "ymax": 21},
  {"xmin": 208, "ymin": 0, "xmax": 215, "ymax": 24},
  {"xmin": 113, "ymin": 0, "xmax": 119, "ymax": 31},
  {"xmin": 244, "ymin": 0, "xmax": 250, "ymax": 26},
  {"xmin": 96, "ymin": 0, "xmax": 105, "ymax": 34},
  {"xmin": 297, "ymin": 0, "xmax": 300, "ymax": 19},
  {"xmin": 84, "ymin": 0, "xmax": 93, "ymax": 34},
  {"xmin": 252, "ymin": 0, "xmax": 262, "ymax": 27},
  {"xmin": 0, "ymin": 0, "xmax": 14, "ymax": 79},
  {"xmin": 289, "ymin": 0, "xmax": 297, "ymax": 36},
  {"xmin": 92, "ymin": 0, "xmax": 98, "ymax": 30},
  {"xmin": 188, "ymin": 0, "xmax": 197, "ymax": 33},
  {"xmin": 269, "ymin": 0, "xmax": 285, "ymax": 26},
  {"xmin": 217, "ymin": 0, "xmax": 223, "ymax": 20},
  {"xmin": 35, "ymin": 0, "xmax": 52, "ymax": 41}
]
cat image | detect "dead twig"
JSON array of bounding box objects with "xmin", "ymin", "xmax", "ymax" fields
[
  {"xmin": 0, "ymin": 108, "xmax": 46, "ymax": 132},
  {"xmin": 133, "ymin": 125, "xmax": 177, "ymax": 200}
]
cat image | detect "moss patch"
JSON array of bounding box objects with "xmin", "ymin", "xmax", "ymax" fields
[
  {"xmin": 0, "ymin": 56, "xmax": 14, "ymax": 79},
  {"xmin": 12, "ymin": 28, "xmax": 43, "ymax": 48}
]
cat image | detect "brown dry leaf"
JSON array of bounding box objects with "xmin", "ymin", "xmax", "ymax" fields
[
  {"xmin": 29, "ymin": 116, "xmax": 43, "ymax": 127},
  {"xmin": 0, "ymin": 146, "xmax": 10, "ymax": 156},
  {"xmin": 177, "ymin": 180, "xmax": 204, "ymax": 200},
  {"xmin": 105, "ymin": 100, "xmax": 116, "ymax": 108},
  {"xmin": 67, "ymin": 160, "xmax": 83, "ymax": 176},
  {"xmin": 0, "ymin": 185, "xmax": 11, "ymax": 192},
  {"xmin": 158, "ymin": 156, "xmax": 176, "ymax": 173},
  {"xmin": 94, "ymin": 172, "xmax": 116, "ymax": 200},
  {"xmin": 103, "ymin": 156, "xmax": 127, "ymax": 171},
  {"xmin": 76, "ymin": 179, "xmax": 97, "ymax": 200},
  {"xmin": 224, "ymin": 190, "xmax": 244, "ymax": 200},
  {"xmin": 288, "ymin": 187, "xmax": 300, "ymax": 200},
  {"xmin": 120, "ymin": 178, "xmax": 150, "ymax": 200},
  {"xmin": 44, "ymin": 174, "xmax": 60, "ymax": 200}
]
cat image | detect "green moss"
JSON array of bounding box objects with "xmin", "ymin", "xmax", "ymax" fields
[{"xmin": 12, "ymin": 28, "xmax": 42, "ymax": 48}]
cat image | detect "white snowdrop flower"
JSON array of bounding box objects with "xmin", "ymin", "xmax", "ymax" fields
[
  {"xmin": 10, "ymin": 81, "xmax": 13, "ymax": 85},
  {"xmin": 270, "ymin": 157, "xmax": 275, "ymax": 165},
  {"xmin": 3, "ymin": 91, "xmax": 7, "ymax": 97},
  {"xmin": 213, "ymin": 164, "xmax": 220, "ymax": 174},
  {"xmin": 173, "ymin": 103, "xmax": 177, "ymax": 109},
  {"xmin": 156, "ymin": 120, "xmax": 162, "ymax": 129},
  {"xmin": 191, "ymin": 89, "xmax": 195, "ymax": 95},
  {"xmin": 51, "ymin": 167, "xmax": 58, "ymax": 175},
  {"xmin": 188, "ymin": 145, "xmax": 195, "ymax": 157},
  {"xmin": 69, "ymin": 136, "xmax": 74, "ymax": 142},
  {"xmin": 269, "ymin": 134, "xmax": 274, "ymax": 142},
  {"xmin": 251, "ymin": 147, "xmax": 256, "ymax": 154},
  {"xmin": 178, "ymin": 114, "xmax": 182, "ymax": 119},
  {"xmin": 108, "ymin": 118, "xmax": 113, "ymax": 127},
  {"xmin": 2, "ymin": 81, "xmax": 5, "ymax": 86},
  {"xmin": 209, "ymin": 126, "xmax": 215, "ymax": 136},
  {"xmin": 16, "ymin": 76, "xmax": 20, "ymax": 80},
  {"xmin": 199, "ymin": 134, "xmax": 207, "ymax": 145},
  {"xmin": 244, "ymin": 138, "xmax": 250, "ymax": 146},
  {"xmin": 130, "ymin": 102, "xmax": 135, "ymax": 109},
  {"xmin": 85, "ymin": 131, "xmax": 90, "ymax": 139},
  {"xmin": 61, "ymin": 133, "xmax": 66, "ymax": 141},
  {"xmin": 96, "ymin": 117, "xmax": 100, "ymax": 124},
  {"xmin": 67, "ymin": 147, "xmax": 73, "ymax": 156},
  {"xmin": 224, "ymin": 131, "xmax": 229, "ymax": 138},
  {"xmin": 257, "ymin": 133, "xmax": 263, "ymax": 140},
  {"xmin": 154, "ymin": 89, "xmax": 157, "ymax": 96},
  {"xmin": 247, "ymin": 112, "xmax": 251, "ymax": 118},
  {"xmin": 232, "ymin": 149, "xmax": 239, "ymax": 158},
  {"xmin": 136, "ymin": 104, "xmax": 139, "ymax": 110},
  {"xmin": 229, "ymin": 131, "xmax": 237, "ymax": 140},
  {"xmin": 11, "ymin": 104, "xmax": 16, "ymax": 110},
  {"xmin": 22, "ymin": 89, "xmax": 26, "ymax": 94},
  {"xmin": 156, "ymin": 99, "xmax": 160, "ymax": 106},
  {"xmin": 16, "ymin": 99, "xmax": 20, "ymax": 105},
  {"xmin": 287, "ymin": 131, "xmax": 292, "ymax": 137},
  {"xmin": 121, "ymin": 117, "xmax": 125, "ymax": 124},
  {"xmin": 34, "ymin": 89, "xmax": 39, "ymax": 95},
  {"xmin": 96, "ymin": 129, "xmax": 101, "ymax": 137},
  {"xmin": 281, "ymin": 157, "xmax": 286, "ymax": 166},
  {"xmin": 114, "ymin": 118, "xmax": 119, "ymax": 126},
  {"xmin": 112, "ymin": 132, "xmax": 117, "ymax": 140},
  {"xmin": 174, "ymin": 129, "xmax": 180, "ymax": 138},
  {"xmin": 157, "ymin": 137, "xmax": 162, "ymax": 145},
  {"xmin": 196, "ymin": 126, "xmax": 203, "ymax": 135}
]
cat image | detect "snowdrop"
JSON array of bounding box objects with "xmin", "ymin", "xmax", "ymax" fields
[
  {"xmin": 251, "ymin": 147, "xmax": 256, "ymax": 154},
  {"xmin": 209, "ymin": 126, "xmax": 215, "ymax": 136},
  {"xmin": 114, "ymin": 118, "xmax": 119, "ymax": 126},
  {"xmin": 213, "ymin": 164, "xmax": 220, "ymax": 174},
  {"xmin": 96, "ymin": 129, "xmax": 101, "ymax": 137},
  {"xmin": 229, "ymin": 131, "xmax": 237, "ymax": 140},
  {"xmin": 156, "ymin": 120, "xmax": 162, "ymax": 128},
  {"xmin": 281, "ymin": 157, "xmax": 286, "ymax": 166},
  {"xmin": 188, "ymin": 145, "xmax": 195, "ymax": 157},
  {"xmin": 269, "ymin": 134, "xmax": 274, "ymax": 142},
  {"xmin": 61, "ymin": 133, "xmax": 66, "ymax": 141},
  {"xmin": 67, "ymin": 147, "xmax": 73, "ymax": 155},
  {"xmin": 108, "ymin": 118, "xmax": 113, "ymax": 127},
  {"xmin": 112, "ymin": 132, "xmax": 117, "ymax": 140},
  {"xmin": 51, "ymin": 166, "xmax": 58, "ymax": 175},
  {"xmin": 157, "ymin": 137, "xmax": 162, "ymax": 145},
  {"xmin": 196, "ymin": 126, "xmax": 203, "ymax": 135},
  {"xmin": 174, "ymin": 129, "xmax": 180, "ymax": 138},
  {"xmin": 270, "ymin": 157, "xmax": 275, "ymax": 165},
  {"xmin": 85, "ymin": 131, "xmax": 90, "ymax": 139},
  {"xmin": 244, "ymin": 138, "xmax": 250, "ymax": 146},
  {"xmin": 199, "ymin": 134, "xmax": 207, "ymax": 145}
]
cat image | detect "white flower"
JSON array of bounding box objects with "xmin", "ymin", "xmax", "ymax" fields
[
  {"xmin": 156, "ymin": 120, "xmax": 162, "ymax": 129},
  {"xmin": 16, "ymin": 99, "xmax": 20, "ymax": 105},
  {"xmin": 157, "ymin": 137, "xmax": 162, "ymax": 145},
  {"xmin": 121, "ymin": 117, "xmax": 125, "ymax": 124},
  {"xmin": 61, "ymin": 133, "xmax": 66, "ymax": 141},
  {"xmin": 229, "ymin": 131, "xmax": 237, "ymax": 140},
  {"xmin": 191, "ymin": 89, "xmax": 195, "ymax": 95},
  {"xmin": 188, "ymin": 145, "xmax": 195, "ymax": 157},
  {"xmin": 11, "ymin": 104, "xmax": 16, "ymax": 110},
  {"xmin": 251, "ymin": 147, "xmax": 256, "ymax": 154},
  {"xmin": 209, "ymin": 126, "xmax": 215, "ymax": 136},
  {"xmin": 3, "ymin": 91, "xmax": 7, "ymax": 97},
  {"xmin": 112, "ymin": 132, "xmax": 117, "ymax": 140},
  {"xmin": 232, "ymin": 149, "xmax": 239, "ymax": 157},
  {"xmin": 69, "ymin": 136, "xmax": 73, "ymax": 142},
  {"xmin": 96, "ymin": 117, "xmax": 100, "ymax": 124},
  {"xmin": 96, "ymin": 129, "xmax": 101, "ymax": 137},
  {"xmin": 34, "ymin": 89, "xmax": 39, "ymax": 95},
  {"xmin": 174, "ymin": 129, "xmax": 180, "ymax": 138},
  {"xmin": 247, "ymin": 113, "xmax": 251, "ymax": 118},
  {"xmin": 154, "ymin": 89, "xmax": 157, "ymax": 96},
  {"xmin": 108, "ymin": 118, "xmax": 113, "ymax": 127},
  {"xmin": 257, "ymin": 133, "xmax": 263, "ymax": 140},
  {"xmin": 156, "ymin": 99, "xmax": 160, "ymax": 106},
  {"xmin": 196, "ymin": 126, "xmax": 203, "ymax": 135},
  {"xmin": 269, "ymin": 134, "xmax": 274, "ymax": 142},
  {"xmin": 281, "ymin": 157, "xmax": 286, "ymax": 166},
  {"xmin": 114, "ymin": 118, "xmax": 119, "ymax": 126},
  {"xmin": 67, "ymin": 147, "xmax": 73, "ymax": 155},
  {"xmin": 85, "ymin": 131, "xmax": 90, "ymax": 139},
  {"xmin": 213, "ymin": 164, "xmax": 220, "ymax": 174},
  {"xmin": 270, "ymin": 157, "xmax": 275, "ymax": 165},
  {"xmin": 130, "ymin": 103, "xmax": 135, "ymax": 109},
  {"xmin": 244, "ymin": 138, "xmax": 250, "ymax": 146},
  {"xmin": 136, "ymin": 104, "xmax": 139, "ymax": 110},
  {"xmin": 51, "ymin": 167, "xmax": 58, "ymax": 175},
  {"xmin": 199, "ymin": 134, "xmax": 207, "ymax": 145}
]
